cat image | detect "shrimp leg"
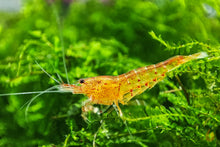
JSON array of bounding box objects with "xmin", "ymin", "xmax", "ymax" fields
[
  {"xmin": 114, "ymin": 101, "xmax": 123, "ymax": 117},
  {"xmin": 81, "ymin": 99, "xmax": 94, "ymax": 122},
  {"xmin": 113, "ymin": 101, "xmax": 133, "ymax": 137},
  {"xmin": 100, "ymin": 105, "xmax": 114, "ymax": 116}
]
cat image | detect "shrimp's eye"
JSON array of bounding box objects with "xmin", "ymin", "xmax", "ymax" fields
[{"xmin": 79, "ymin": 79, "xmax": 85, "ymax": 84}]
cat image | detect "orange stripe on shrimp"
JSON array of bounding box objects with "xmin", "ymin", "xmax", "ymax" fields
[{"xmin": 61, "ymin": 52, "xmax": 208, "ymax": 117}]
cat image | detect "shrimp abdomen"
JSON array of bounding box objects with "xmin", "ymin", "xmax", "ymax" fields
[{"xmin": 119, "ymin": 52, "xmax": 207, "ymax": 104}]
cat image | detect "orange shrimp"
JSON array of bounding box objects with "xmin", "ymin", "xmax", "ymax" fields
[{"xmin": 60, "ymin": 52, "xmax": 208, "ymax": 117}]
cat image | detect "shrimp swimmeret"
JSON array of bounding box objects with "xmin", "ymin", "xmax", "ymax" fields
[{"xmin": 0, "ymin": 52, "xmax": 208, "ymax": 119}]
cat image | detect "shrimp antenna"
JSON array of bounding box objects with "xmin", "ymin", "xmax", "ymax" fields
[
  {"xmin": 24, "ymin": 85, "xmax": 59, "ymax": 121},
  {"xmin": 60, "ymin": 21, "xmax": 70, "ymax": 84},
  {"xmin": 50, "ymin": 63, "xmax": 64, "ymax": 84},
  {"xmin": 56, "ymin": 73, "xmax": 64, "ymax": 84},
  {"xmin": 35, "ymin": 60, "xmax": 61, "ymax": 85},
  {"xmin": 0, "ymin": 91, "xmax": 63, "ymax": 97},
  {"xmin": 52, "ymin": 3, "xmax": 70, "ymax": 84}
]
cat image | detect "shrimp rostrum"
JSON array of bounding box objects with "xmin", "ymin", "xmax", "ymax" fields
[{"xmin": 60, "ymin": 52, "xmax": 208, "ymax": 118}]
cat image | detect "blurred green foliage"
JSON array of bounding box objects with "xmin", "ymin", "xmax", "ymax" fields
[{"xmin": 0, "ymin": 0, "xmax": 220, "ymax": 146}]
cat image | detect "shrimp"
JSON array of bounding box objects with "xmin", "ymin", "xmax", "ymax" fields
[{"xmin": 60, "ymin": 52, "xmax": 208, "ymax": 118}]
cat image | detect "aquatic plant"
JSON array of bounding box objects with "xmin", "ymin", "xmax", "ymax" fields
[{"xmin": 0, "ymin": 0, "xmax": 219, "ymax": 146}]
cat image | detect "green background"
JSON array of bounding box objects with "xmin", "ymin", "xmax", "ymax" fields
[{"xmin": 0, "ymin": 0, "xmax": 219, "ymax": 146}]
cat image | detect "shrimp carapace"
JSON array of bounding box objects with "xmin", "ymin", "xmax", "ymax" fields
[{"xmin": 60, "ymin": 52, "xmax": 207, "ymax": 116}]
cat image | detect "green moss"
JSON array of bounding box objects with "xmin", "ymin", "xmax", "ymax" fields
[{"xmin": 0, "ymin": 0, "xmax": 219, "ymax": 146}]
